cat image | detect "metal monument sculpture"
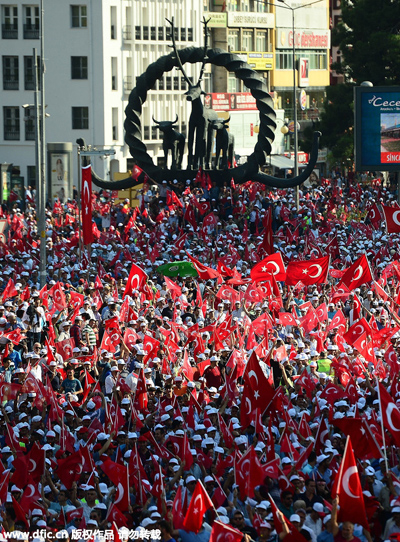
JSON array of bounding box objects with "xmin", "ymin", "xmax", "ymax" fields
[
  {"xmin": 91, "ymin": 17, "xmax": 321, "ymax": 190},
  {"xmin": 152, "ymin": 114, "xmax": 185, "ymax": 170},
  {"xmin": 210, "ymin": 116, "xmax": 234, "ymax": 170}
]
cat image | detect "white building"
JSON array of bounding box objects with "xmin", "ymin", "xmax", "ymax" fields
[{"xmin": 0, "ymin": 0, "xmax": 204, "ymax": 200}]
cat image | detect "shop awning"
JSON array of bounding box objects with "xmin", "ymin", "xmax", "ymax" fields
[{"xmin": 269, "ymin": 155, "xmax": 295, "ymax": 169}]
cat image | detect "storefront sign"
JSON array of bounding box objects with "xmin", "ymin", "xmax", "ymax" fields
[
  {"xmin": 276, "ymin": 28, "xmax": 330, "ymax": 49},
  {"xmin": 228, "ymin": 11, "xmax": 274, "ymax": 29},
  {"xmin": 207, "ymin": 12, "xmax": 227, "ymax": 27}
]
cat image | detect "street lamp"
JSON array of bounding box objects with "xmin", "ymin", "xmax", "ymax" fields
[{"xmin": 257, "ymin": 0, "xmax": 325, "ymax": 208}]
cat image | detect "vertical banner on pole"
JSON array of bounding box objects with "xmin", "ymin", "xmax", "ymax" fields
[{"xmin": 81, "ymin": 164, "xmax": 93, "ymax": 246}]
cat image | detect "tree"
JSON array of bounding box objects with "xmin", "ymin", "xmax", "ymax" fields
[{"xmin": 306, "ymin": 0, "xmax": 400, "ymax": 162}]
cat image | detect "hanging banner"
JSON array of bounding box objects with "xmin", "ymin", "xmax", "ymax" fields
[{"xmin": 81, "ymin": 164, "xmax": 93, "ymax": 245}]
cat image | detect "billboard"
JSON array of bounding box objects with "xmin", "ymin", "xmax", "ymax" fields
[
  {"xmin": 355, "ymin": 86, "xmax": 400, "ymax": 172},
  {"xmin": 204, "ymin": 92, "xmax": 257, "ymax": 112}
]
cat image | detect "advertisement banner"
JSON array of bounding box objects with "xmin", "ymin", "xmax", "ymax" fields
[
  {"xmin": 299, "ymin": 58, "xmax": 309, "ymax": 87},
  {"xmin": 355, "ymin": 86, "xmax": 400, "ymax": 172},
  {"xmin": 204, "ymin": 92, "xmax": 257, "ymax": 112},
  {"xmin": 50, "ymin": 153, "xmax": 69, "ymax": 201},
  {"xmin": 276, "ymin": 28, "xmax": 330, "ymax": 49}
]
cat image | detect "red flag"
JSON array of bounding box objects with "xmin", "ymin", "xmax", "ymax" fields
[
  {"xmin": 81, "ymin": 164, "xmax": 93, "ymax": 245},
  {"xmin": 1, "ymin": 279, "xmax": 17, "ymax": 301},
  {"xmin": 241, "ymin": 352, "xmax": 275, "ymax": 428},
  {"xmin": 251, "ymin": 252, "xmax": 286, "ymax": 282},
  {"xmin": 172, "ymin": 485, "xmax": 185, "ymax": 529},
  {"xmin": 367, "ymin": 203, "xmax": 382, "ymax": 229},
  {"xmin": 285, "ymin": 256, "xmax": 330, "ymax": 286},
  {"xmin": 210, "ymin": 521, "xmax": 243, "ymax": 542},
  {"xmin": 56, "ymin": 451, "xmax": 83, "ymax": 489},
  {"xmin": 334, "ymin": 437, "xmax": 369, "ymax": 528},
  {"xmin": 378, "ymin": 382, "xmax": 400, "ymax": 448},
  {"xmin": 382, "ymin": 204, "xmax": 400, "ymax": 233},
  {"xmin": 258, "ymin": 207, "xmax": 273, "ymax": 255},
  {"xmin": 186, "ymin": 252, "xmax": 219, "ymax": 280},
  {"xmin": 182, "ymin": 481, "xmax": 214, "ymax": 534},
  {"xmin": 338, "ymin": 254, "xmax": 372, "ymax": 291},
  {"xmin": 124, "ymin": 262, "xmax": 148, "ymax": 297},
  {"xmin": 333, "ymin": 417, "xmax": 382, "ymax": 460}
]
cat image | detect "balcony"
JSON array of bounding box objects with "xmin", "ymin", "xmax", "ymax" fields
[
  {"xmin": 4, "ymin": 129, "xmax": 20, "ymax": 141},
  {"xmin": 3, "ymin": 79, "xmax": 19, "ymax": 90},
  {"xmin": 23, "ymin": 24, "xmax": 39, "ymax": 39},
  {"xmin": 2, "ymin": 24, "xmax": 18, "ymax": 39},
  {"xmin": 123, "ymin": 25, "xmax": 132, "ymax": 40}
]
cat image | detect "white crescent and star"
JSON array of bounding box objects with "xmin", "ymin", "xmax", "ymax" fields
[
  {"xmin": 387, "ymin": 403, "xmax": 400, "ymax": 433},
  {"xmin": 342, "ymin": 466, "xmax": 359, "ymax": 499},
  {"xmin": 352, "ymin": 265, "xmax": 363, "ymax": 282},
  {"xmin": 114, "ymin": 482, "xmax": 124, "ymax": 505},
  {"xmin": 308, "ymin": 264, "xmax": 323, "ymax": 278},
  {"xmin": 392, "ymin": 210, "xmax": 400, "ymax": 226}
]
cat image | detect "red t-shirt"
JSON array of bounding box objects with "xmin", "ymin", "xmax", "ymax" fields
[{"xmin": 334, "ymin": 533, "xmax": 362, "ymax": 542}]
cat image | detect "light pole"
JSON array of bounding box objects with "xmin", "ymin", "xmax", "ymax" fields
[
  {"xmin": 39, "ymin": 0, "xmax": 46, "ymax": 288},
  {"xmin": 259, "ymin": 0, "xmax": 325, "ymax": 209}
]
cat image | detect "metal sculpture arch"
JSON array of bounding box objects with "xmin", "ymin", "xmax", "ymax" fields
[{"xmin": 91, "ymin": 45, "xmax": 321, "ymax": 190}]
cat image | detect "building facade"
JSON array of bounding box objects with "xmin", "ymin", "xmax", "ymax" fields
[{"xmin": 0, "ymin": 0, "xmax": 204, "ymax": 199}]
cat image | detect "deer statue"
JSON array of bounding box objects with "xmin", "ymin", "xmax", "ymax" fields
[
  {"xmin": 152, "ymin": 115, "xmax": 185, "ymax": 170},
  {"xmin": 167, "ymin": 17, "xmax": 218, "ymax": 170},
  {"xmin": 210, "ymin": 117, "xmax": 235, "ymax": 170}
]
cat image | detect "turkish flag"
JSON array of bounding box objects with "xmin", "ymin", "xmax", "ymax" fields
[
  {"xmin": 28, "ymin": 442, "xmax": 46, "ymax": 481},
  {"xmin": 186, "ymin": 252, "xmax": 220, "ymax": 280},
  {"xmin": 241, "ymin": 352, "xmax": 275, "ymax": 428},
  {"xmin": 296, "ymin": 369, "xmax": 316, "ymax": 399},
  {"xmin": 382, "ymin": 204, "xmax": 400, "ymax": 233},
  {"xmin": 285, "ymin": 256, "xmax": 330, "ymax": 286},
  {"xmin": 258, "ymin": 207, "xmax": 273, "ymax": 256},
  {"xmin": 56, "ymin": 338, "xmax": 75, "ymax": 361},
  {"xmin": 367, "ymin": 203, "xmax": 382, "ymax": 229},
  {"xmin": 182, "ymin": 481, "xmax": 214, "ymax": 534},
  {"xmin": 326, "ymin": 309, "xmax": 346, "ymax": 332},
  {"xmin": 251, "ymin": 252, "xmax": 286, "ymax": 282},
  {"xmin": 69, "ymin": 290, "xmax": 84, "ymax": 311},
  {"xmin": 343, "ymin": 317, "xmax": 371, "ymax": 345},
  {"xmin": 210, "ymin": 521, "xmax": 243, "ymax": 542},
  {"xmin": 378, "ymin": 382, "xmax": 400, "ymax": 448},
  {"xmin": 269, "ymin": 495, "xmax": 309, "ymax": 542},
  {"xmin": 184, "ymin": 204, "xmax": 197, "ymax": 230},
  {"xmin": 12, "ymin": 497, "xmax": 29, "ymax": 529},
  {"xmin": 315, "ymin": 302, "xmax": 328, "ymax": 322},
  {"xmin": 101, "ymin": 459, "xmax": 129, "ymax": 512},
  {"xmin": 333, "ymin": 437, "xmax": 369, "ymax": 528},
  {"xmin": 325, "ymin": 236, "xmax": 340, "ymax": 259},
  {"xmin": 353, "ymin": 333, "xmax": 376, "ymax": 365},
  {"xmin": 124, "ymin": 262, "xmax": 148, "ymax": 297},
  {"xmin": 172, "ymin": 485, "xmax": 185, "ymax": 529},
  {"xmin": 51, "ymin": 281, "xmax": 67, "ymax": 311},
  {"xmin": 338, "ymin": 254, "xmax": 372, "ymax": 290},
  {"xmin": 81, "ymin": 164, "xmax": 93, "ymax": 245},
  {"xmin": 279, "ymin": 312, "xmax": 297, "ymax": 326},
  {"xmin": 333, "ymin": 417, "xmax": 382, "ymax": 460},
  {"xmin": 107, "ymin": 504, "xmax": 128, "ymax": 528},
  {"xmin": 1, "ymin": 278, "xmax": 17, "ymax": 301},
  {"xmin": 56, "ymin": 450, "xmax": 84, "ymax": 489}
]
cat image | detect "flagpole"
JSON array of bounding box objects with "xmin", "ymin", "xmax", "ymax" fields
[{"xmin": 376, "ymin": 377, "xmax": 389, "ymax": 472}]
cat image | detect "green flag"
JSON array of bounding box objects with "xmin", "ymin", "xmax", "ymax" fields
[{"xmin": 156, "ymin": 261, "xmax": 198, "ymax": 278}]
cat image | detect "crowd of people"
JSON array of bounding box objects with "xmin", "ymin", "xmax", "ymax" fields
[{"xmin": 1, "ymin": 170, "xmax": 400, "ymax": 542}]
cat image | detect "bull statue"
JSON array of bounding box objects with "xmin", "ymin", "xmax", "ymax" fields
[
  {"xmin": 152, "ymin": 115, "xmax": 185, "ymax": 170},
  {"xmin": 210, "ymin": 117, "xmax": 235, "ymax": 170}
]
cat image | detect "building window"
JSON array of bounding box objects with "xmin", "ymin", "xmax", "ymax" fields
[
  {"xmin": 71, "ymin": 56, "xmax": 88, "ymax": 79},
  {"xmin": 112, "ymin": 107, "xmax": 118, "ymax": 140},
  {"xmin": 72, "ymin": 107, "xmax": 89, "ymax": 129},
  {"xmin": 187, "ymin": 27, "xmax": 193, "ymax": 41},
  {"xmin": 166, "ymin": 76, "xmax": 172, "ymax": 91},
  {"xmin": 71, "ymin": 5, "xmax": 87, "ymax": 28},
  {"xmin": 150, "ymin": 26, "xmax": 156, "ymax": 40},
  {"xmin": 143, "ymin": 125, "xmax": 150, "ymax": 140},
  {"xmin": 242, "ymin": 30, "xmax": 253, "ymax": 51},
  {"xmin": 142, "ymin": 26, "xmax": 149, "ymax": 40},
  {"xmin": 24, "ymin": 106, "xmax": 35, "ymax": 140},
  {"xmin": 173, "ymin": 76, "xmax": 179, "ymax": 91},
  {"xmin": 110, "ymin": 6, "xmax": 116, "ymax": 39},
  {"xmin": 135, "ymin": 25, "xmax": 141, "ymax": 39},
  {"xmin": 180, "ymin": 27, "xmax": 186, "ymax": 41},
  {"xmin": 158, "ymin": 76, "xmax": 164, "ymax": 91},
  {"xmin": 227, "ymin": 0, "xmax": 238, "ymax": 11},
  {"xmin": 2, "ymin": 6, "xmax": 18, "ymax": 39},
  {"xmin": 203, "ymin": 73, "xmax": 212, "ymax": 94},
  {"xmin": 111, "ymin": 57, "xmax": 117, "ymax": 90},
  {"xmin": 2, "ymin": 56, "xmax": 19, "ymax": 90},
  {"xmin": 24, "ymin": 55, "xmax": 40, "ymax": 90},
  {"xmin": 23, "ymin": 5, "xmax": 39, "ymax": 38},
  {"xmin": 3, "ymin": 106, "xmax": 20, "ymax": 140},
  {"xmin": 151, "ymin": 126, "xmax": 158, "ymax": 140},
  {"xmin": 275, "ymin": 51, "xmax": 293, "ymax": 70},
  {"xmin": 158, "ymin": 26, "xmax": 164, "ymax": 40},
  {"xmin": 27, "ymin": 165, "xmax": 36, "ymax": 187},
  {"xmin": 256, "ymin": 31, "xmax": 267, "ymax": 52},
  {"xmin": 241, "ymin": 0, "xmax": 250, "ymax": 11},
  {"xmin": 228, "ymin": 30, "xmax": 239, "ymax": 51},
  {"xmin": 228, "ymin": 72, "xmax": 240, "ymax": 93}
]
